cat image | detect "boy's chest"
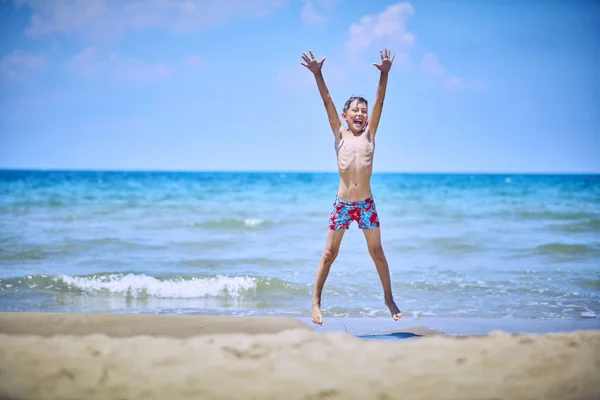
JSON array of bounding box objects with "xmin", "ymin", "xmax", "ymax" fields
[{"xmin": 337, "ymin": 134, "xmax": 375, "ymax": 156}]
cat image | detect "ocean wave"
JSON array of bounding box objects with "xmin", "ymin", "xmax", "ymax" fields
[
  {"xmin": 0, "ymin": 243, "xmax": 97, "ymax": 262},
  {"xmin": 1, "ymin": 273, "xmax": 598, "ymax": 319},
  {"xmin": 569, "ymin": 278, "xmax": 600, "ymax": 291},
  {"xmin": 4, "ymin": 199, "xmax": 69, "ymax": 208},
  {"xmin": 549, "ymin": 219, "xmax": 600, "ymax": 234},
  {"xmin": 0, "ymin": 273, "xmax": 307, "ymax": 299},
  {"xmin": 0, "ymin": 249, "xmax": 50, "ymax": 262},
  {"xmin": 505, "ymin": 242, "xmax": 600, "ymax": 261},
  {"xmin": 77, "ymin": 238, "xmax": 149, "ymax": 249},
  {"xmin": 175, "ymin": 240, "xmax": 235, "ymax": 251},
  {"xmin": 189, "ymin": 218, "xmax": 273, "ymax": 229},
  {"xmin": 427, "ymin": 237, "xmax": 484, "ymax": 254},
  {"xmin": 2, "ymin": 272, "xmax": 592, "ymax": 301},
  {"xmin": 183, "ymin": 257, "xmax": 303, "ymax": 268},
  {"xmin": 514, "ymin": 210, "xmax": 598, "ymax": 221},
  {"xmin": 60, "ymin": 274, "xmax": 256, "ymax": 298},
  {"xmin": 532, "ymin": 243, "xmax": 600, "ymax": 258},
  {"xmin": 0, "ymin": 240, "xmax": 159, "ymax": 262}
]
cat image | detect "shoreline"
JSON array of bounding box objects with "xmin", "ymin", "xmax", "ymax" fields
[
  {"xmin": 2, "ymin": 311, "xmax": 598, "ymax": 339},
  {"xmin": 302, "ymin": 316, "xmax": 600, "ymax": 338}
]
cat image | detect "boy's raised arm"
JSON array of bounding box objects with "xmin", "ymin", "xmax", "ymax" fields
[
  {"xmin": 301, "ymin": 50, "xmax": 342, "ymax": 136},
  {"xmin": 369, "ymin": 48, "xmax": 395, "ymax": 136}
]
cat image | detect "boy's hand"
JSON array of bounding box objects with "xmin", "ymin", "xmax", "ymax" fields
[
  {"xmin": 301, "ymin": 50, "xmax": 326, "ymax": 74},
  {"xmin": 373, "ymin": 47, "xmax": 395, "ymax": 73}
]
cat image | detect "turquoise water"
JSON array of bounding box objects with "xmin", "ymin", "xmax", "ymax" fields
[{"xmin": 1, "ymin": 170, "xmax": 598, "ymax": 320}]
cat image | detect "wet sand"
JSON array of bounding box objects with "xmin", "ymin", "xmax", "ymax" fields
[{"xmin": 0, "ymin": 311, "xmax": 311, "ymax": 338}]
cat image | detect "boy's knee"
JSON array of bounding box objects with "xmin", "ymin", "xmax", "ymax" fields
[
  {"xmin": 322, "ymin": 248, "xmax": 338, "ymax": 264},
  {"xmin": 369, "ymin": 245, "xmax": 385, "ymax": 261}
]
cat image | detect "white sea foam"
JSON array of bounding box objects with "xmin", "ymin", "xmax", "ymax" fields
[
  {"xmin": 581, "ymin": 310, "xmax": 597, "ymax": 318},
  {"xmin": 244, "ymin": 218, "xmax": 265, "ymax": 227},
  {"xmin": 60, "ymin": 274, "xmax": 257, "ymax": 298}
]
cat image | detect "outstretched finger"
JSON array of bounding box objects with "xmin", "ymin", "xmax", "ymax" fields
[
  {"xmin": 319, "ymin": 56, "xmax": 326, "ymax": 64},
  {"xmin": 309, "ymin": 50, "xmax": 315, "ymax": 60},
  {"xmin": 380, "ymin": 50, "xmax": 384, "ymax": 60},
  {"xmin": 390, "ymin": 54, "xmax": 395, "ymax": 63}
]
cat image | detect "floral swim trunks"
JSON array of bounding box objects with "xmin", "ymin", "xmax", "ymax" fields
[{"xmin": 329, "ymin": 195, "xmax": 380, "ymax": 230}]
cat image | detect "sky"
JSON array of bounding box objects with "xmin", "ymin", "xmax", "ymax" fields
[{"xmin": 0, "ymin": 0, "xmax": 598, "ymax": 173}]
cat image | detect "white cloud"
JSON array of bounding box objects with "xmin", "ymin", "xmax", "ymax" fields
[
  {"xmin": 312, "ymin": 0, "xmax": 342, "ymax": 6},
  {"xmin": 183, "ymin": 55, "xmax": 204, "ymax": 68},
  {"xmin": 444, "ymin": 77, "xmax": 488, "ymax": 90},
  {"xmin": 65, "ymin": 46, "xmax": 105, "ymax": 76},
  {"xmin": 111, "ymin": 59, "xmax": 170, "ymax": 85},
  {"xmin": 421, "ymin": 52, "xmax": 444, "ymax": 76},
  {"xmin": 301, "ymin": 1, "xmax": 326, "ymax": 24},
  {"xmin": 342, "ymin": 2, "xmax": 486, "ymax": 90},
  {"xmin": 18, "ymin": 0, "xmax": 288, "ymax": 38},
  {"xmin": 65, "ymin": 46, "xmax": 203, "ymax": 84},
  {"xmin": 0, "ymin": 49, "xmax": 45, "ymax": 82},
  {"xmin": 346, "ymin": 3, "xmax": 415, "ymax": 57}
]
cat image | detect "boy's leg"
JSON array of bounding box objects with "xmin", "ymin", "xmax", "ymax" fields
[
  {"xmin": 362, "ymin": 227, "xmax": 403, "ymax": 320},
  {"xmin": 312, "ymin": 229, "xmax": 346, "ymax": 325}
]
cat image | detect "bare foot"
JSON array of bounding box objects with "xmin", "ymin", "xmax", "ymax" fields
[
  {"xmin": 385, "ymin": 299, "xmax": 403, "ymax": 321},
  {"xmin": 312, "ymin": 301, "xmax": 323, "ymax": 325}
]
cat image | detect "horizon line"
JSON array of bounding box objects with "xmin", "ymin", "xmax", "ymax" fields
[{"xmin": 0, "ymin": 167, "xmax": 598, "ymax": 176}]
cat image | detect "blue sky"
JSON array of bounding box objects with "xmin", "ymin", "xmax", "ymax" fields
[{"xmin": 1, "ymin": 0, "xmax": 598, "ymax": 173}]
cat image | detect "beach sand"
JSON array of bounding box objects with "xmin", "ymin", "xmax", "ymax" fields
[
  {"xmin": 0, "ymin": 312, "xmax": 598, "ymax": 400},
  {"xmin": 0, "ymin": 311, "xmax": 312, "ymax": 338}
]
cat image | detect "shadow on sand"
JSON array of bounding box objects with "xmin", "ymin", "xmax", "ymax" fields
[{"xmin": 357, "ymin": 332, "xmax": 422, "ymax": 341}]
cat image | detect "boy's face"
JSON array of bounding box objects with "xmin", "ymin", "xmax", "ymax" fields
[{"xmin": 342, "ymin": 100, "xmax": 368, "ymax": 133}]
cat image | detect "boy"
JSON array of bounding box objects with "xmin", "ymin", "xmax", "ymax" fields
[{"xmin": 300, "ymin": 48, "xmax": 402, "ymax": 325}]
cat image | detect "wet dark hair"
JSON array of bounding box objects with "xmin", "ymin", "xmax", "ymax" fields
[{"xmin": 343, "ymin": 96, "xmax": 368, "ymax": 113}]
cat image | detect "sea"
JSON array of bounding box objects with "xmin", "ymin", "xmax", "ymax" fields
[{"xmin": 1, "ymin": 170, "xmax": 598, "ymax": 321}]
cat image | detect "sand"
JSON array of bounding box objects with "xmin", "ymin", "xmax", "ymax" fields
[
  {"xmin": 0, "ymin": 313, "xmax": 598, "ymax": 400},
  {"xmin": 0, "ymin": 312, "xmax": 312, "ymax": 338}
]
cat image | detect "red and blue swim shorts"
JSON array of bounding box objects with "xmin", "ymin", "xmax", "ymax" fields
[{"xmin": 329, "ymin": 195, "xmax": 380, "ymax": 230}]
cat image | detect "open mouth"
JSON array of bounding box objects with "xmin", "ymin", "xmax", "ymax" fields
[{"xmin": 353, "ymin": 119, "xmax": 363, "ymax": 128}]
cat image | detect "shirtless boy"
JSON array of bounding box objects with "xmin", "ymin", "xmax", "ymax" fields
[{"xmin": 300, "ymin": 48, "xmax": 402, "ymax": 325}]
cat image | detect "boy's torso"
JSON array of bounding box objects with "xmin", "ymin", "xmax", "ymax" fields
[{"xmin": 334, "ymin": 128, "xmax": 375, "ymax": 202}]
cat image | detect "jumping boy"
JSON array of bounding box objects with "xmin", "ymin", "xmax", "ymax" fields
[{"xmin": 300, "ymin": 48, "xmax": 402, "ymax": 325}]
